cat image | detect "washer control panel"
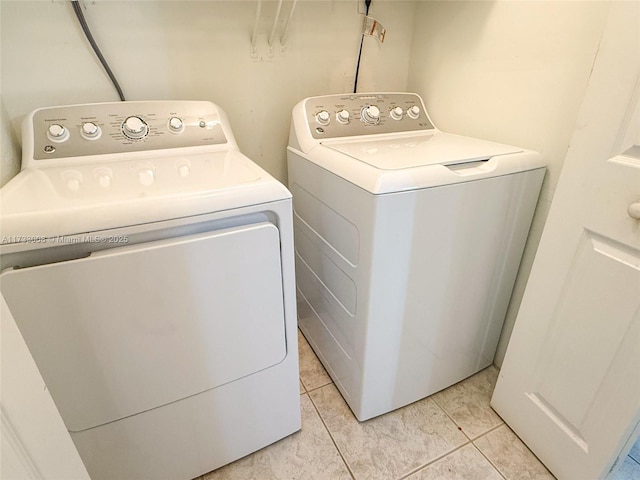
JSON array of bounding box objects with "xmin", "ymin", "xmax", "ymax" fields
[
  {"xmin": 305, "ymin": 93, "xmax": 434, "ymax": 139},
  {"xmin": 30, "ymin": 101, "xmax": 228, "ymax": 161}
]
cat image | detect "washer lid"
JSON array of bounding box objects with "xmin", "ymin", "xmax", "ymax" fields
[
  {"xmin": 322, "ymin": 132, "xmax": 522, "ymax": 169},
  {"xmin": 296, "ymin": 131, "xmax": 544, "ymax": 194},
  {"xmin": 1, "ymin": 150, "xmax": 290, "ymax": 241}
]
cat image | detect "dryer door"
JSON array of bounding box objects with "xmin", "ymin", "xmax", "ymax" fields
[{"xmin": 1, "ymin": 222, "xmax": 286, "ymax": 432}]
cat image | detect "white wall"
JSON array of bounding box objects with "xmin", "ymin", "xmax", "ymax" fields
[
  {"xmin": 0, "ymin": 99, "xmax": 20, "ymax": 187},
  {"xmin": 0, "ymin": 0, "xmax": 616, "ymax": 366},
  {"xmin": 0, "ymin": 0, "xmax": 416, "ymax": 183},
  {"xmin": 407, "ymin": 0, "xmax": 612, "ymax": 365}
]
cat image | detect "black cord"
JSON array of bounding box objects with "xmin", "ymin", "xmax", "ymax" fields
[
  {"xmin": 71, "ymin": 0, "xmax": 126, "ymax": 101},
  {"xmin": 353, "ymin": 0, "xmax": 372, "ymax": 93}
]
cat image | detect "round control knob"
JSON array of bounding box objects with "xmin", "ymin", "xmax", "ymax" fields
[
  {"xmin": 122, "ymin": 116, "xmax": 149, "ymax": 140},
  {"xmin": 47, "ymin": 124, "xmax": 69, "ymax": 143},
  {"xmin": 407, "ymin": 105, "xmax": 421, "ymax": 119},
  {"xmin": 315, "ymin": 110, "xmax": 331, "ymax": 126},
  {"xmin": 361, "ymin": 105, "xmax": 381, "ymax": 125},
  {"xmin": 390, "ymin": 106, "xmax": 404, "ymax": 120},
  {"xmin": 81, "ymin": 122, "xmax": 101, "ymax": 140},
  {"xmin": 168, "ymin": 116, "xmax": 184, "ymax": 133},
  {"xmin": 138, "ymin": 168, "xmax": 155, "ymax": 186},
  {"xmin": 336, "ymin": 109, "xmax": 350, "ymax": 124}
]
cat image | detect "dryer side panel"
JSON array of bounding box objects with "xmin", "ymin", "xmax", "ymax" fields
[{"xmin": 1, "ymin": 222, "xmax": 286, "ymax": 432}]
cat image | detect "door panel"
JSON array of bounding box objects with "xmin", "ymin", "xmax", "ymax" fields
[
  {"xmin": 491, "ymin": 2, "xmax": 640, "ymax": 479},
  {"xmin": 1, "ymin": 222, "xmax": 286, "ymax": 433},
  {"xmin": 530, "ymin": 231, "xmax": 639, "ymax": 436}
]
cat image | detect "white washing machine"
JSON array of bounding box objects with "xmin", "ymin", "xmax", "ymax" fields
[
  {"xmin": 287, "ymin": 92, "xmax": 545, "ymax": 421},
  {"xmin": 0, "ymin": 101, "xmax": 301, "ymax": 479}
]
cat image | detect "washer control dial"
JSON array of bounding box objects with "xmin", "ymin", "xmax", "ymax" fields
[
  {"xmin": 81, "ymin": 122, "xmax": 101, "ymax": 140},
  {"xmin": 122, "ymin": 116, "xmax": 149, "ymax": 140},
  {"xmin": 315, "ymin": 110, "xmax": 331, "ymax": 126},
  {"xmin": 407, "ymin": 105, "xmax": 421, "ymax": 119},
  {"xmin": 390, "ymin": 106, "xmax": 404, "ymax": 120},
  {"xmin": 336, "ymin": 109, "xmax": 350, "ymax": 124},
  {"xmin": 47, "ymin": 124, "xmax": 69, "ymax": 143},
  {"xmin": 361, "ymin": 105, "xmax": 381, "ymax": 125},
  {"xmin": 168, "ymin": 116, "xmax": 184, "ymax": 133}
]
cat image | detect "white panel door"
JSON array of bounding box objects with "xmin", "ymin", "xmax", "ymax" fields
[
  {"xmin": 491, "ymin": 3, "xmax": 640, "ymax": 480},
  {"xmin": 1, "ymin": 222, "xmax": 285, "ymax": 433}
]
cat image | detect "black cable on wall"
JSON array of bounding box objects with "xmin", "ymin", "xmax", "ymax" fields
[
  {"xmin": 71, "ymin": 0, "xmax": 126, "ymax": 101},
  {"xmin": 353, "ymin": 0, "xmax": 372, "ymax": 94}
]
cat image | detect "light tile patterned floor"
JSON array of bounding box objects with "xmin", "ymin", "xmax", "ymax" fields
[{"xmin": 201, "ymin": 330, "xmax": 555, "ymax": 480}]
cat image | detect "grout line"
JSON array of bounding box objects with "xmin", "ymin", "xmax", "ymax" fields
[
  {"xmin": 395, "ymin": 441, "xmax": 472, "ymax": 480},
  {"xmin": 473, "ymin": 422, "xmax": 506, "ymax": 440},
  {"xmin": 420, "ymin": 397, "xmax": 506, "ymax": 480},
  {"xmin": 300, "ymin": 380, "xmax": 333, "ymax": 394},
  {"xmin": 469, "ymin": 443, "xmax": 508, "ymax": 480},
  {"xmin": 430, "ymin": 385, "xmax": 505, "ymax": 443},
  {"xmin": 472, "ymin": 425, "xmax": 510, "ymax": 480},
  {"xmin": 306, "ymin": 384, "xmax": 357, "ymax": 480},
  {"xmin": 430, "ymin": 395, "xmax": 476, "ymax": 443}
]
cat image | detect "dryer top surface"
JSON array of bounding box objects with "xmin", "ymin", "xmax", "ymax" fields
[
  {"xmin": 1, "ymin": 150, "xmax": 290, "ymax": 241},
  {"xmin": 2, "ymin": 101, "xmax": 290, "ymax": 242}
]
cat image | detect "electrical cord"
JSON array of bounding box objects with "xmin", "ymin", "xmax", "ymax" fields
[
  {"xmin": 71, "ymin": 0, "xmax": 126, "ymax": 101},
  {"xmin": 353, "ymin": 0, "xmax": 372, "ymax": 94}
]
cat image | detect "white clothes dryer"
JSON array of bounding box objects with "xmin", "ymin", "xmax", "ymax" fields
[
  {"xmin": 1, "ymin": 101, "xmax": 301, "ymax": 479},
  {"xmin": 287, "ymin": 92, "xmax": 545, "ymax": 421}
]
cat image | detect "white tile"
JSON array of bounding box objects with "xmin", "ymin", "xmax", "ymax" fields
[
  {"xmin": 407, "ymin": 444, "xmax": 503, "ymax": 480},
  {"xmin": 432, "ymin": 366, "xmax": 503, "ymax": 439},
  {"xmin": 474, "ymin": 424, "xmax": 555, "ymax": 480},
  {"xmin": 202, "ymin": 394, "xmax": 351, "ymax": 480},
  {"xmin": 629, "ymin": 436, "xmax": 640, "ymax": 464},
  {"xmin": 608, "ymin": 455, "xmax": 640, "ymax": 480},
  {"xmin": 298, "ymin": 330, "xmax": 332, "ymax": 392},
  {"xmin": 310, "ymin": 384, "xmax": 467, "ymax": 480}
]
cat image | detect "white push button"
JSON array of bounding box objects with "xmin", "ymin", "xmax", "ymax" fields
[
  {"xmin": 98, "ymin": 175, "xmax": 111, "ymax": 188},
  {"xmin": 138, "ymin": 169, "xmax": 155, "ymax": 186},
  {"xmin": 67, "ymin": 178, "xmax": 81, "ymax": 191}
]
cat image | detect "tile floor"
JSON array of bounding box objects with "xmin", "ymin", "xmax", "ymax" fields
[
  {"xmin": 200, "ymin": 330, "xmax": 555, "ymax": 480},
  {"xmin": 609, "ymin": 435, "xmax": 640, "ymax": 480}
]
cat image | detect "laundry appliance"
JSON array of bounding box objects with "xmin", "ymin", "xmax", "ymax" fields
[
  {"xmin": 287, "ymin": 92, "xmax": 545, "ymax": 421},
  {"xmin": 0, "ymin": 100, "xmax": 301, "ymax": 479}
]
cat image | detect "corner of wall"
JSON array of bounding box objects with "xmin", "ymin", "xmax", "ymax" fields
[{"xmin": 1, "ymin": 96, "xmax": 21, "ymax": 186}]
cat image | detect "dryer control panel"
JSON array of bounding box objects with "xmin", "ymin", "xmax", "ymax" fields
[
  {"xmin": 304, "ymin": 93, "xmax": 435, "ymax": 139},
  {"xmin": 25, "ymin": 101, "xmax": 230, "ymax": 165}
]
